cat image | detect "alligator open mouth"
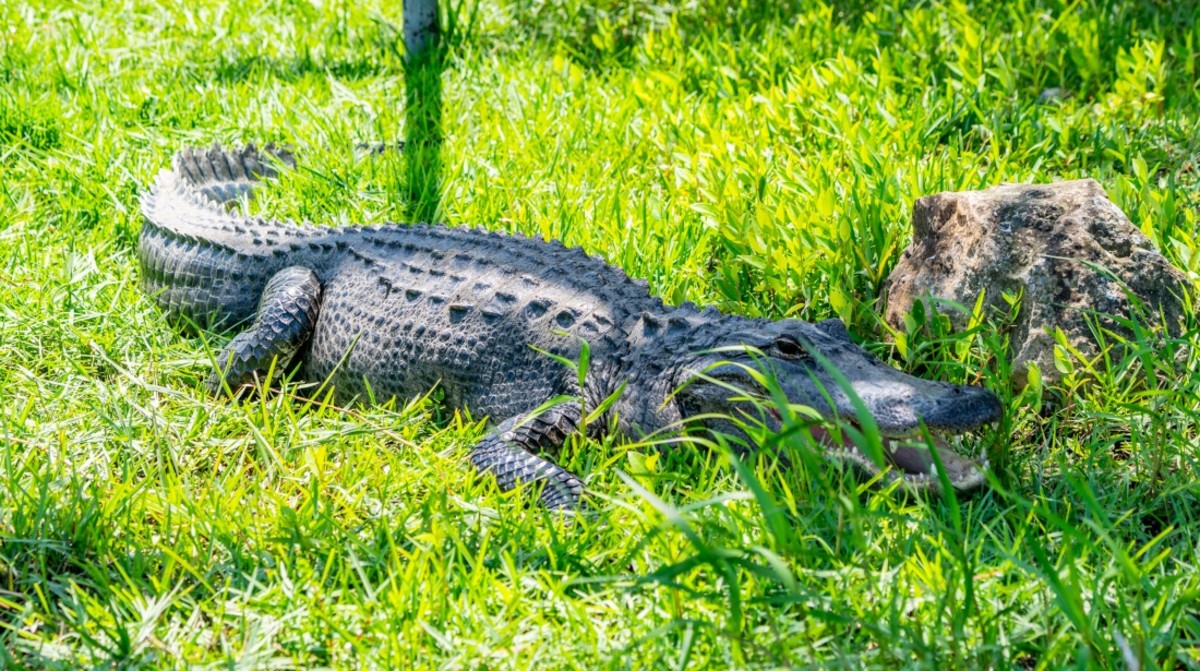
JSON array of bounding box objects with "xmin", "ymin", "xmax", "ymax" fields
[
  {"xmin": 765, "ymin": 407, "xmax": 991, "ymax": 492},
  {"xmin": 811, "ymin": 417, "xmax": 988, "ymax": 492},
  {"xmin": 677, "ymin": 331, "xmax": 1004, "ymax": 495},
  {"xmin": 817, "ymin": 425, "xmax": 989, "ymax": 491}
]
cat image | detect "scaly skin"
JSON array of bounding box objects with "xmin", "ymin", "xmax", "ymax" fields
[{"xmin": 139, "ymin": 144, "xmax": 1003, "ymax": 509}]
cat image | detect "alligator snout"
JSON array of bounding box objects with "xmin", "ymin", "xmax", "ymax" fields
[
  {"xmin": 792, "ymin": 349, "xmax": 1004, "ymax": 492},
  {"xmin": 914, "ymin": 383, "xmax": 1004, "ymax": 434},
  {"xmin": 834, "ymin": 377, "xmax": 1002, "ymax": 439},
  {"xmin": 823, "ymin": 379, "xmax": 1003, "ymax": 493},
  {"xmin": 671, "ymin": 317, "xmax": 1006, "ymax": 493}
]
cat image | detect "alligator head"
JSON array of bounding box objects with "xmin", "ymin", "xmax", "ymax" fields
[{"xmin": 664, "ymin": 314, "xmax": 1003, "ymax": 493}]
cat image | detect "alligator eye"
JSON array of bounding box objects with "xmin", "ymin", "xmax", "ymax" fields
[{"xmin": 773, "ymin": 337, "xmax": 808, "ymax": 360}]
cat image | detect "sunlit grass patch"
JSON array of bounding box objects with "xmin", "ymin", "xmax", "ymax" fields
[{"xmin": 1, "ymin": 0, "xmax": 1199, "ymax": 668}]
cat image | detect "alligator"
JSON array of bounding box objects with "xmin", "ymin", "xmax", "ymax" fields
[{"xmin": 138, "ymin": 144, "xmax": 1003, "ymax": 509}]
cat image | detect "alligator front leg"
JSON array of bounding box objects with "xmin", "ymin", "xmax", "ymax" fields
[
  {"xmin": 469, "ymin": 402, "xmax": 586, "ymax": 510},
  {"xmin": 208, "ymin": 266, "xmax": 322, "ymax": 395}
]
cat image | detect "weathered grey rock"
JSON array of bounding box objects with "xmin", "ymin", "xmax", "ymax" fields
[
  {"xmin": 1036, "ymin": 87, "xmax": 1072, "ymax": 104},
  {"xmin": 883, "ymin": 179, "xmax": 1190, "ymax": 389}
]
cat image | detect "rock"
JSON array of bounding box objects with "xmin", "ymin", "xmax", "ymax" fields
[
  {"xmin": 882, "ymin": 179, "xmax": 1190, "ymax": 389},
  {"xmin": 1036, "ymin": 87, "xmax": 1071, "ymax": 104}
]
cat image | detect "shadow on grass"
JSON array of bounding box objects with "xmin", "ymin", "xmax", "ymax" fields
[
  {"xmin": 404, "ymin": 46, "xmax": 444, "ymax": 223},
  {"xmin": 211, "ymin": 49, "xmax": 401, "ymax": 85}
]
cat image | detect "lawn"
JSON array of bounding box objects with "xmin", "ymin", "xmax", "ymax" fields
[{"xmin": 2, "ymin": 0, "xmax": 1199, "ymax": 668}]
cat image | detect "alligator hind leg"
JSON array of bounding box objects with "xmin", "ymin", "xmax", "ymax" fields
[
  {"xmin": 208, "ymin": 266, "xmax": 322, "ymax": 395},
  {"xmin": 470, "ymin": 403, "xmax": 586, "ymax": 510}
]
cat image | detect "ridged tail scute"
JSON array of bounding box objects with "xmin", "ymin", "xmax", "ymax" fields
[
  {"xmin": 141, "ymin": 143, "xmax": 305, "ymax": 233},
  {"xmin": 138, "ymin": 143, "xmax": 315, "ymax": 331},
  {"xmin": 173, "ymin": 143, "xmax": 297, "ymax": 206}
]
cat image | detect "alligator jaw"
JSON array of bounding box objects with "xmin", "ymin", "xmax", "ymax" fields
[
  {"xmin": 762, "ymin": 403, "xmax": 990, "ymax": 492},
  {"xmin": 807, "ymin": 422, "xmax": 990, "ymax": 492}
]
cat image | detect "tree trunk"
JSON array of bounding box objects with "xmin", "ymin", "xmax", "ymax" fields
[{"xmin": 404, "ymin": 0, "xmax": 439, "ymax": 61}]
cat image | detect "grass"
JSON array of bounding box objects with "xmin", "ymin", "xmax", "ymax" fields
[{"xmin": 2, "ymin": 0, "xmax": 1199, "ymax": 667}]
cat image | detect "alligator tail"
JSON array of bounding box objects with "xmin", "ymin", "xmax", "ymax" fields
[
  {"xmin": 172, "ymin": 143, "xmax": 297, "ymax": 206},
  {"xmin": 141, "ymin": 141, "xmax": 405, "ymax": 247},
  {"xmin": 139, "ymin": 144, "xmax": 317, "ymax": 329}
]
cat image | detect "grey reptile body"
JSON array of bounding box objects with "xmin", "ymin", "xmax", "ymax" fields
[{"xmin": 139, "ymin": 145, "xmax": 1003, "ymax": 509}]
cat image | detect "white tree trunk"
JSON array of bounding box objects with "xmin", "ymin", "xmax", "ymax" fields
[{"xmin": 404, "ymin": 0, "xmax": 439, "ymax": 61}]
